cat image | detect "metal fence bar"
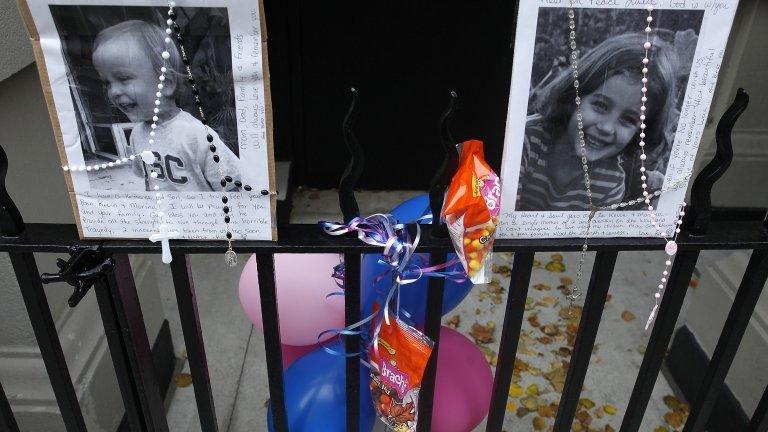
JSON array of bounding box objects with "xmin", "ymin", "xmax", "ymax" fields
[
  {"xmin": 553, "ymin": 251, "xmax": 618, "ymax": 431},
  {"xmin": 255, "ymin": 253, "xmax": 288, "ymax": 431},
  {"xmin": 94, "ymin": 271, "xmax": 145, "ymax": 431},
  {"xmin": 683, "ymin": 249, "xmax": 768, "ymax": 432},
  {"xmin": 8, "ymin": 252, "xmax": 88, "ymax": 432},
  {"xmin": 619, "ymin": 250, "xmax": 700, "ymax": 432},
  {"xmin": 105, "ymin": 254, "xmax": 169, "ymax": 432},
  {"xmin": 169, "ymin": 253, "xmax": 219, "ymax": 432},
  {"xmin": 749, "ymin": 383, "xmax": 768, "ymax": 432},
  {"xmin": 344, "ymin": 252, "xmax": 361, "ymax": 432},
  {"xmin": 0, "ymin": 379, "xmax": 19, "ymax": 432},
  {"xmin": 417, "ymin": 250, "xmax": 447, "ymax": 432},
  {"xmin": 485, "ymin": 251, "xmax": 536, "ymax": 431}
]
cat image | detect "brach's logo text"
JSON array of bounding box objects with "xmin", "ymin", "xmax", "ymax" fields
[{"xmin": 380, "ymin": 360, "xmax": 409, "ymax": 398}]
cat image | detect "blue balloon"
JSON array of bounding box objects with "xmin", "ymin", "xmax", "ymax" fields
[
  {"xmin": 361, "ymin": 194, "xmax": 473, "ymax": 326},
  {"xmin": 268, "ymin": 341, "xmax": 375, "ymax": 432}
]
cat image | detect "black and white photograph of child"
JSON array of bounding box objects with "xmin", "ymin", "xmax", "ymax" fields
[
  {"xmin": 50, "ymin": 5, "xmax": 240, "ymax": 192},
  {"xmin": 515, "ymin": 8, "xmax": 704, "ymax": 211}
]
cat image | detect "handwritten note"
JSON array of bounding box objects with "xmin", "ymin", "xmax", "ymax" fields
[
  {"xmin": 498, "ymin": 0, "xmax": 739, "ymax": 238},
  {"xmin": 77, "ymin": 190, "xmax": 271, "ymax": 240}
]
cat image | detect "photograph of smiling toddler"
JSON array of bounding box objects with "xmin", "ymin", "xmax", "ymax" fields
[
  {"xmin": 49, "ymin": 5, "xmax": 240, "ymax": 192},
  {"xmin": 515, "ymin": 7, "xmax": 704, "ymax": 212}
]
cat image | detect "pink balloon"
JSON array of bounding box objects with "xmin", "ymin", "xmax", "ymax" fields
[
  {"xmin": 238, "ymin": 254, "xmax": 346, "ymax": 346},
  {"xmin": 432, "ymin": 326, "xmax": 493, "ymax": 432},
  {"xmin": 281, "ymin": 343, "xmax": 317, "ymax": 370}
]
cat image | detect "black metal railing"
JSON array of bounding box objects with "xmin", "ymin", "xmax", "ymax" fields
[{"xmin": 0, "ymin": 87, "xmax": 766, "ymax": 432}]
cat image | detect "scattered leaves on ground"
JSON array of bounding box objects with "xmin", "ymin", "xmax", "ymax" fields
[
  {"xmin": 446, "ymin": 314, "xmax": 461, "ymax": 329},
  {"xmin": 521, "ymin": 395, "xmax": 539, "ymax": 410},
  {"xmin": 492, "ymin": 264, "xmax": 513, "ymax": 277},
  {"xmin": 621, "ymin": 310, "xmax": 636, "ymax": 322},
  {"xmin": 545, "ymin": 261, "xmax": 567, "ymax": 272},
  {"xmin": 532, "ymin": 416, "xmax": 547, "ymax": 430},
  {"xmin": 470, "ymin": 321, "xmax": 495, "ymax": 344},
  {"xmin": 175, "ymin": 373, "xmax": 193, "ymax": 388},
  {"xmin": 509, "ymin": 383, "xmax": 524, "ymax": 397},
  {"xmin": 533, "ymin": 283, "xmax": 551, "ymax": 291},
  {"xmin": 526, "ymin": 384, "xmax": 540, "ymax": 396},
  {"xmin": 544, "ymin": 361, "xmax": 568, "ymax": 392}
]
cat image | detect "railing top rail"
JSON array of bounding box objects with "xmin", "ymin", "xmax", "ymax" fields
[{"xmin": 0, "ymin": 213, "xmax": 765, "ymax": 254}]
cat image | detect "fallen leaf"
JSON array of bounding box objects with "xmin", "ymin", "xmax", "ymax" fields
[
  {"xmin": 544, "ymin": 362, "xmax": 568, "ymax": 392},
  {"xmin": 533, "ymin": 283, "xmax": 551, "ymax": 291},
  {"xmin": 488, "ymin": 279, "xmax": 504, "ymax": 294},
  {"xmin": 538, "ymin": 336, "xmax": 553, "ymax": 345},
  {"xmin": 525, "ymin": 297, "xmax": 536, "ymax": 311},
  {"xmin": 605, "ymin": 425, "xmax": 616, "ymax": 432},
  {"xmin": 653, "ymin": 427, "xmax": 670, "ymax": 432},
  {"xmin": 637, "ymin": 345, "xmax": 647, "ymax": 355},
  {"xmin": 555, "ymin": 346, "xmax": 571, "ymax": 357},
  {"xmin": 507, "ymin": 401, "xmax": 517, "ymax": 412},
  {"xmin": 478, "ymin": 345, "xmax": 498, "ymax": 366},
  {"xmin": 470, "ymin": 321, "xmax": 495, "ymax": 344},
  {"xmin": 621, "ymin": 310, "xmax": 636, "ymax": 322},
  {"xmin": 541, "ymin": 324, "xmax": 561, "ymax": 337},
  {"xmin": 559, "ymin": 306, "xmax": 583, "ymax": 320},
  {"xmin": 663, "ymin": 395, "xmax": 681, "ymax": 411},
  {"xmin": 594, "ymin": 406, "xmax": 604, "ymax": 419},
  {"xmin": 606, "ymin": 294, "xmax": 613, "ymax": 302},
  {"xmin": 689, "ymin": 278, "xmax": 699, "ymax": 288},
  {"xmin": 664, "ymin": 411, "xmax": 683, "ymax": 428},
  {"xmin": 492, "ymin": 294, "xmax": 504, "ymax": 305},
  {"xmin": 572, "ymin": 421, "xmax": 585, "ymax": 431},
  {"xmin": 551, "ymin": 253, "xmax": 564, "ymax": 262},
  {"xmin": 509, "ymin": 383, "xmax": 524, "ymax": 397},
  {"xmin": 475, "ymin": 308, "xmax": 482, "ymax": 315},
  {"xmin": 603, "ymin": 404, "xmax": 618, "ymax": 415},
  {"xmin": 532, "ymin": 260, "xmax": 542, "ymax": 268},
  {"xmin": 526, "ymin": 384, "xmax": 540, "ymax": 396},
  {"xmin": 545, "ymin": 261, "xmax": 567, "ymax": 272},
  {"xmin": 528, "ymin": 313, "xmax": 541, "ymax": 328},
  {"xmin": 175, "ymin": 373, "xmax": 193, "ymax": 388},
  {"xmin": 575, "ymin": 410, "xmax": 592, "ymax": 426},
  {"xmin": 533, "ymin": 416, "xmax": 547, "ymax": 430},
  {"xmin": 516, "ymin": 407, "xmax": 530, "ymax": 418},
  {"xmin": 521, "ymin": 396, "xmax": 539, "ymax": 410},
  {"xmin": 579, "ymin": 398, "xmax": 595, "ymax": 409},
  {"xmin": 540, "ymin": 296, "xmax": 559, "ymax": 307},
  {"xmin": 180, "ymin": 349, "xmax": 188, "ymax": 359},
  {"xmin": 493, "ymin": 264, "xmax": 513, "ymax": 277},
  {"xmin": 560, "ymin": 276, "xmax": 573, "ymax": 285},
  {"xmin": 446, "ymin": 314, "xmax": 461, "ymax": 329}
]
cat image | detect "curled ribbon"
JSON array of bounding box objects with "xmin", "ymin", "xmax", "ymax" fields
[{"xmin": 317, "ymin": 214, "xmax": 466, "ymax": 360}]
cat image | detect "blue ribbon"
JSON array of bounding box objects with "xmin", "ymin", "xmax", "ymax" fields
[{"xmin": 317, "ymin": 214, "xmax": 466, "ymax": 360}]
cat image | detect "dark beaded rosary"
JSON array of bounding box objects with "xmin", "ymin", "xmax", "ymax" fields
[{"xmin": 167, "ymin": 2, "xmax": 274, "ymax": 266}]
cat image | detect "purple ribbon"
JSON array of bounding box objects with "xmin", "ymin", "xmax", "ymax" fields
[{"xmin": 317, "ymin": 214, "xmax": 467, "ymax": 359}]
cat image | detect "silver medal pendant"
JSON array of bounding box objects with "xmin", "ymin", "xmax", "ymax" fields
[{"xmin": 225, "ymin": 248, "xmax": 238, "ymax": 267}]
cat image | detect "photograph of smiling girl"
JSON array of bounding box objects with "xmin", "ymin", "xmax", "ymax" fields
[
  {"xmin": 515, "ymin": 7, "xmax": 704, "ymax": 212},
  {"xmin": 49, "ymin": 5, "xmax": 240, "ymax": 192}
]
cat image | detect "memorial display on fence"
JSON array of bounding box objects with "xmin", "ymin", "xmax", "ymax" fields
[
  {"xmin": 18, "ymin": 0, "xmax": 276, "ymax": 245},
  {"xmin": 497, "ymin": 0, "xmax": 739, "ymax": 240}
]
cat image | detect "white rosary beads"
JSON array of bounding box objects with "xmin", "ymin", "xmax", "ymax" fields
[{"xmin": 637, "ymin": 5, "xmax": 689, "ymax": 330}]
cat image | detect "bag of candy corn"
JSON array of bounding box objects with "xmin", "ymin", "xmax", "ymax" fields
[
  {"xmin": 369, "ymin": 313, "xmax": 433, "ymax": 432},
  {"xmin": 442, "ymin": 139, "xmax": 501, "ymax": 284}
]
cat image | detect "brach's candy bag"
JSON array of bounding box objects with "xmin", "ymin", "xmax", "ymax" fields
[
  {"xmin": 369, "ymin": 314, "xmax": 433, "ymax": 432},
  {"xmin": 442, "ymin": 139, "xmax": 501, "ymax": 284}
]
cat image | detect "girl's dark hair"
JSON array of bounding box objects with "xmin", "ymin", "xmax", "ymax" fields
[{"xmin": 535, "ymin": 32, "xmax": 678, "ymax": 158}]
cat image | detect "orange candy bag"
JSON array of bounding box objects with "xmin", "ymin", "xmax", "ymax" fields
[
  {"xmin": 369, "ymin": 314, "xmax": 434, "ymax": 432},
  {"xmin": 442, "ymin": 139, "xmax": 501, "ymax": 284}
]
